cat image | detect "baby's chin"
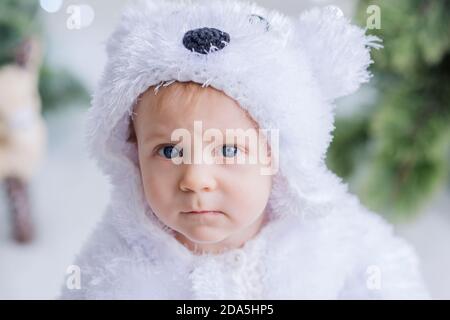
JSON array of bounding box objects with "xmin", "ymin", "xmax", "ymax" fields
[{"xmin": 179, "ymin": 225, "xmax": 231, "ymax": 245}]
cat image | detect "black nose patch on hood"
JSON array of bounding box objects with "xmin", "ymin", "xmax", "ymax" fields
[{"xmin": 182, "ymin": 27, "xmax": 230, "ymax": 54}]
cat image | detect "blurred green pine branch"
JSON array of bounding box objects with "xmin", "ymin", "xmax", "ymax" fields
[{"xmin": 327, "ymin": 0, "xmax": 450, "ymax": 222}]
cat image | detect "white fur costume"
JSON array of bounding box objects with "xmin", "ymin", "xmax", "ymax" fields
[{"xmin": 60, "ymin": 0, "xmax": 429, "ymax": 299}]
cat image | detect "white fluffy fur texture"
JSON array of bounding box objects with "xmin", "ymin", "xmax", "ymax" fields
[{"xmin": 61, "ymin": 0, "xmax": 429, "ymax": 299}]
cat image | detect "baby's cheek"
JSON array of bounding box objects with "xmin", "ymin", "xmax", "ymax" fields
[
  {"xmin": 226, "ymin": 168, "xmax": 272, "ymax": 219},
  {"xmin": 139, "ymin": 166, "xmax": 172, "ymax": 213}
]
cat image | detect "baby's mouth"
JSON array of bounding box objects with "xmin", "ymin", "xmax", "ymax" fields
[{"xmin": 181, "ymin": 210, "xmax": 224, "ymax": 215}]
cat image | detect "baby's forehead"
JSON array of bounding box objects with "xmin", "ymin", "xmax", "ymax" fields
[{"xmin": 134, "ymin": 82, "xmax": 259, "ymax": 131}]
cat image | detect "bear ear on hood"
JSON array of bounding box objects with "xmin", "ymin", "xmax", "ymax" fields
[{"xmin": 294, "ymin": 6, "xmax": 382, "ymax": 102}]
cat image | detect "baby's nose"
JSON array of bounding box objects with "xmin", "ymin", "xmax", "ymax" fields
[
  {"xmin": 178, "ymin": 164, "xmax": 218, "ymax": 193},
  {"xmin": 182, "ymin": 27, "xmax": 230, "ymax": 54}
]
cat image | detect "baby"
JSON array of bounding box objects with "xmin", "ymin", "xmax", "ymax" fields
[
  {"xmin": 61, "ymin": 0, "xmax": 429, "ymax": 299},
  {"xmin": 130, "ymin": 81, "xmax": 273, "ymax": 254}
]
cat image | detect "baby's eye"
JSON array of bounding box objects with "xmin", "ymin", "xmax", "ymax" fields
[
  {"xmin": 157, "ymin": 145, "xmax": 183, "ymax": 159},
  {"xmin": 220, "ymin": 144, "xmax": 240, "ymax": 158}
]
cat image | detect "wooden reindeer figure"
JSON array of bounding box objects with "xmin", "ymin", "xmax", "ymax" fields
[{"xmin": 0, "ymin": 38, "xmax": 47, "ymax": 243}]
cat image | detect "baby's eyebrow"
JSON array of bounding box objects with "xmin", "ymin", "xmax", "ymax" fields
[
  {"xmin": 142, "ymin": 128, "xmax": 189, "ymax": 145},
  {"xmin": 143, "ymin": 131, "xmax": 170, "ymax": 142},
  {"xmin": 142, "ymin": 127, "xmax": 257, "ymax": 144}
]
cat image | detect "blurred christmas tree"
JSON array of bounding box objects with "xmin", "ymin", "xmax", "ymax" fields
[
  {"xmin": 0, "ymin": 0, "xmax": 89, "ymax": 112},
  {"xmin": 327, "ymin": 0, "xmax": 450, "ymax": 221}
]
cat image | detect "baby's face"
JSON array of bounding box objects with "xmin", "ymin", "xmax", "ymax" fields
[{"xmin": 132, "ymin": 82, "xmax": 272, "ymax": 254}]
